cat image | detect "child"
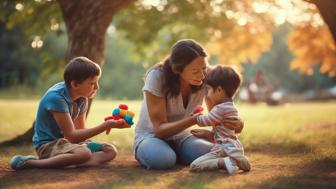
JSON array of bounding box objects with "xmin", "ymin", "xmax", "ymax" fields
[
  {"xmin": 10, "ymin": 57, "xmax": 129, "ymax": 170},
  {"xmin": 190, "ymin": 65, "xmax": 251, "ymax": 174}
]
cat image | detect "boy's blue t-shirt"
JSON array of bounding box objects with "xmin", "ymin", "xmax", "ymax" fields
[{"xmin": 32, "ymin": 82, "xmax": 88, "ymax": 150}]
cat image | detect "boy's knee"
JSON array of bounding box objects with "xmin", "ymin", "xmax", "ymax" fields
[
  {"xmin": 74, "ymin": 146, "xmax": 92, "ymax": 162},
  {"xmin": 102, "ymin": 144, "xmax": 118, "ymax": 160}
]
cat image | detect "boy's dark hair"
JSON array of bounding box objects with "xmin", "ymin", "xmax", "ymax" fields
[
  {"xmin": 63, "ymin": 57, "xmax": 101, "ymax": 88},
  {"xmin": 205, "ymin": 65, "xmax": 242, "ymax": 98},
  {"xmin": 150, "ymin": 39, "xmax": 207, "ymax": 98}
]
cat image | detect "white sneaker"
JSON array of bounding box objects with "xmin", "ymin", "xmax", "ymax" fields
[
  {"xmin": 190, "ymin": 159, "xmax": 219, "ymax": 172},
  {"xmin": 223, "ymin": 157, "xmax": 236, "ymax": 175}
]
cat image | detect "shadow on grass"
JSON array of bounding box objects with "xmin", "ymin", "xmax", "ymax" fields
[
  {"xmin": 0, "ymin": 143, "xmax": 36, "ymax": 160},
  {"xmin": 98, "ymin": 165, "xmax": 185, "ymax": 188},
  {"xmin": 0, "ymin": 158, "xmax": 153, "ymax": 189},
  {"xmin": 245, "ymin": 139, "xmax": 313, "ymax": 155},
  {"xmin": 247, "ymin": 157, "xmax": 336, "ymax": 189},
  {"xmin": 0, "ymin": 153, "xmax": 245, "ymax": 189},
  {"xmin": 166, "ymin": 171, "xmax": 235, "ymax": 189},
  {"xmin": 1, "ymin": 153, "xmax": 335, "ymax": 189},
  {"xmin": 0, "ymin": 163, "xmax": 195, "ymax": 189},
  {"xmin": 99, "ymin": 165, "xmax": 245, "ymax": 189}
]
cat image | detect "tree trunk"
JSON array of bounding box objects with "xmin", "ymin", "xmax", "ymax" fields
[
  {"xmin": 0, "ymin": 0, "xmax": 135, "ymax": 146},
  {"xmin": 312, "ymin": 0, "xmax": 336, "ymax": 43},
  {"xmin": 59, "ymin": 0, "xmax": 135, "ymax": 65},
  {"xmin": 58, "ymin": 0, "xmax": 134, "ymax": 116},
  {"xmin": 0, "ymin": 122, "xmax": 35, "ymax": 147}
]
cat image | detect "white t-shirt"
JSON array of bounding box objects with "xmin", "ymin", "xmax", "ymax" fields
[{"xmin": 134, "ymin": 68, "xmax": 205, "ymax": 149}]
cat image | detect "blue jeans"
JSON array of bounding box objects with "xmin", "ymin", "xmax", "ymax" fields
[{"xmin": 135, "ymin": 135, "xmax": 213, "ymax": 170}]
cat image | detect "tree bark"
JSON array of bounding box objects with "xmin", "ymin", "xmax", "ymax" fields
[
  {"xmin": 312, "ymin": 0, "xmax": 336, "ymax": 43},
  {"xmin": 0, "ymin": 0, "xmax": 135, "ymax": 146},
  {"xmin": 58, "ymin": 0, "xmax": 135, "ymax": 66}
]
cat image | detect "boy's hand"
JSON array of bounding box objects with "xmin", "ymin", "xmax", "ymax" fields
[{"xmin": 106, "ymin": 119, "xmax": 131, "ymax": 129}]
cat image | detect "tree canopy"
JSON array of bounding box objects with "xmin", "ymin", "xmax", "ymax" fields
[{"xmin": 1, "ymin": 0, "xmax": 335, "ymax": 76}]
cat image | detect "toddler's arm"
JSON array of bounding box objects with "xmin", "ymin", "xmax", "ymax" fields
[
  {"xmin": 196, "ymin": 106, "xmax": 221, "ymax": 127},
  {"xmin": 196, "ymin": 105, "xmax": 243, "ymax": 132}
]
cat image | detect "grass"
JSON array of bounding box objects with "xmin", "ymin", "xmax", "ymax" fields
[{"xmin": 0, "ymin": 99, "xmax": 335, "ymax": 189}]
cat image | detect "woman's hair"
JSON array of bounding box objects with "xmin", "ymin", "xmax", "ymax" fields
[
  {"xmin": 205, "ymin": 65, "xmax": 242, "ymax": 98},
  {"xmin": 150, "ymin": 39, "xmax": 207, "ymax": 98},
  {"xmin": 63, "ymin": 56, "xmax": 101, "ymax": 88}
]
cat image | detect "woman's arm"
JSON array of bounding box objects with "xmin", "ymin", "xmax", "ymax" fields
[
  {"xmin": 52, "ymin": 111, "xmax": 128, "ymax": 143},
  {"xmin": 146, "ymin": 91, "xmax": 198, "ymax": 139}
]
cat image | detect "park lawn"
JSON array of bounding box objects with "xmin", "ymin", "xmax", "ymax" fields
[{"xmin": 0, "ymin": 99, "xmax": 335, "ymax": 189}]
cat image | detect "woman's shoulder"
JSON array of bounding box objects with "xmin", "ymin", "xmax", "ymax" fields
[
  {"xmin": 147, "ymin": 67, "xmax": 163, "ymax": 76},
  {"xmin": 143, "ymin": 67, "xmax": 165, "ymax": 96},
  {"xmin": 145, "ymin": 67, "xmax": 164, "ymax": 82}
]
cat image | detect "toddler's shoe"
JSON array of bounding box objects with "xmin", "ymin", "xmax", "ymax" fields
[
  {"xmin": 236, "ymin": 156, "xmax": 251, "ymax": 172},
  {"xmin": 190, "ymin": 160, "xmax": 219, "ymax": 172},
  {"xmin": 223, "ymin": 157, "xmax": 237, "ymax": 175},
  {"xmin": 10, "ymin": 155, "xmax": 36, "ymax": 170}
]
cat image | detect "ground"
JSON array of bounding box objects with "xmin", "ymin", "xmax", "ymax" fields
[{"xmin": 0, "ymin": 100, "xmax": 335, "ymax": 189}]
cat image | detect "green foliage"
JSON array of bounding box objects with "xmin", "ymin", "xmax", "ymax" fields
[
  {"xmin": 1, "ymin": 0, "xmax": 62, "ymax": 37},
  {"xmin": 0, "ymin": 20, "xmax": 144, "ymax": 99},
  {"xmin": 113, "ymin": 0, "xmax": 235, "ymax": 61},
  {"xmin": 0, "ymin": 0, "xmax": 65, "ymax": 90},
  {"xmin": 0, "ymin": 22, "xmax": 41, "ymax": 87},
  {"xmin": 98, "ymin": 34, "xmax": 145, "ymax": 100},
  {"xmin": 0, "ymin": 20, "xmax": 66, "ymax": 90},
  {"xmin": 1, "ymin": 0, "xmax": 335, "ymax": 99}
]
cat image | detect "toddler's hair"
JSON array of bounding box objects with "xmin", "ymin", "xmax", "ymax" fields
[{"xmin": 205, "ymin": 65, "xmax": 242, "ymax": 98}]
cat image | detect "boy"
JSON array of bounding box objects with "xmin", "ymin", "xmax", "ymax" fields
[
  {"xmin": 10, "ymin": 57, "xmax": 129, "ymax": 170},
  {"xmin": 190, "ymin": 65, "xmax": 251, "ymax": 174}
]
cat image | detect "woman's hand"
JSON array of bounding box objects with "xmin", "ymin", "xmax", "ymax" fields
[
  {"xmin": 190, "ymin": 129, "xmax": 214, "ymax": 142},
  {"xmin": 145, "ymin": 91, "xmax": 198, "ymax": 139},
  {"xmin": 105, "ymin": 119, "xmax": 131, "ymax": 129},
  {"xmin": 190, "ymin": 105, "xmax": 204, "ymax": 116}
]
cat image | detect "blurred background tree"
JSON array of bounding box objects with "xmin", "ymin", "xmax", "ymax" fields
[{"xmin": 0, "ymin": 0, "xmax": 335, "ymax": 99}]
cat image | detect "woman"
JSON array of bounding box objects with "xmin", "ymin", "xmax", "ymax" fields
[{"xmin": 134, "ymin": 39, "xmax": 242, "ymax": 169}]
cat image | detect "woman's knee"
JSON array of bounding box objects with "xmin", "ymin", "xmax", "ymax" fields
[
  {"xmin": 136, "ymin": 138, "xmax": 176, "ymax": 170},
  {"xmin": 179, "ymin": 136, "xmax": 213, "ymax": 164}
]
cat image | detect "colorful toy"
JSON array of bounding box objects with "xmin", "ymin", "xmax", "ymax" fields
[
  {"xmin": 104, "ymin": 104, "xmax": 135, "ymax": 134},
  {"xmin": 193, "ymin": 105, "xmax": 204, "ymax": 114}
]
